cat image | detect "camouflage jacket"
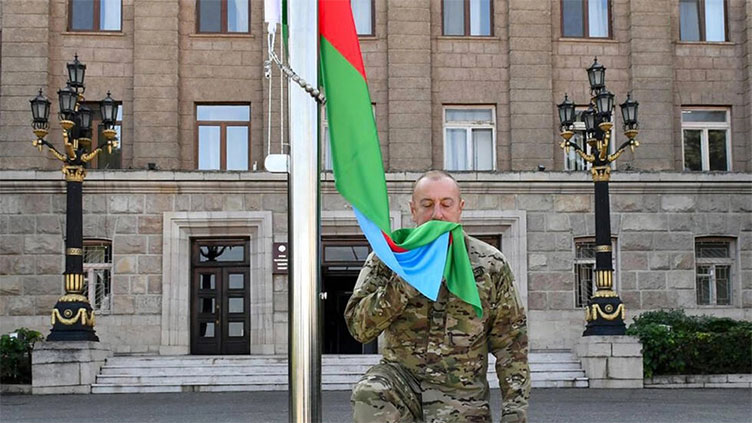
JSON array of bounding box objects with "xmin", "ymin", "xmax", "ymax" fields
[{"xmin": 345, "ymin": 235, "xmax": 530, "ymax": 422}]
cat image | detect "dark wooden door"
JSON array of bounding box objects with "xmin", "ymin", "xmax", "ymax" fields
[{"xmin": 191, "ymin": 239, "xmax": 251, "ymax": 355}]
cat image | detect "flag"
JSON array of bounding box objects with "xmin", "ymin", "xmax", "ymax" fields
[{"xmin": 318, "ymin": 0, "xmax": 481, "ymax": 316}]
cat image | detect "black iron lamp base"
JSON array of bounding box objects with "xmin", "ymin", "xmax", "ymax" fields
[
  {"xmin": 46, "ymin": 300, "xmax": 99, "ymax": 342},
  {"xmin": 582, "ymin": 296, "xmax": 626, "ymax": 336}
]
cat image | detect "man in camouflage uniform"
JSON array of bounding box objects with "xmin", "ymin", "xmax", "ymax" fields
[{"xmin": 345, "ymin": 170, "xmax": 530, "ymax": 423}]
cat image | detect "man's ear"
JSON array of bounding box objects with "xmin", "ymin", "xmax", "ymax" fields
[{"xmin": 409, "ymin": 199, "xmax": 418, "ymax": 224}]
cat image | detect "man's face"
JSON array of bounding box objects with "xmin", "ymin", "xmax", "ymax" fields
[{"xmin": 409, "ymin": 176, "xmax": 465, "ymax": 226}]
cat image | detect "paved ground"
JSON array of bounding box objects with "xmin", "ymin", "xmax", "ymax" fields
[{"xmin": 1, "ymin": 388, "xmax": 750, "ymax": 422}]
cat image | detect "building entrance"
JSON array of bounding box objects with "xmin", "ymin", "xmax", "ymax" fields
[
  {"xmin": 190, "ymin": 239, "xmax": 251, "ymax": 355},
  {"xmin": 321, "ymin": 236, "xmax": 377, "ymax": 354}
]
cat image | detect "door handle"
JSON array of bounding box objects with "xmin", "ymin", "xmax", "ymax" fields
[{"xmin": 319, "ymin": 292, "xmax": 328, "ymax": 300}]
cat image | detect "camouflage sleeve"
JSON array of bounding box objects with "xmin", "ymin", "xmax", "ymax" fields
[
  {"xmin": 344, "ymin": 253, "xmax": 421, "ymax": 343},
  {"xmin": 488, "ymin": 262, "xmax": 530, "ymax": 423}
]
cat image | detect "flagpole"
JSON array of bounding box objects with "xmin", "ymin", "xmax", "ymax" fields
[{"xmin": 287, "ymin": 0, "xmax": 321, "ymax": 421}]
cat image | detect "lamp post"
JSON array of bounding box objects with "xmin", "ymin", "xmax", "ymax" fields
[
  {"xmin": 557, "ymin": 57, "xmax": 640, "ymax": 336},
  {"xmin": 29, "ymin": 55, "xmax": 119, "ymax": 341}
]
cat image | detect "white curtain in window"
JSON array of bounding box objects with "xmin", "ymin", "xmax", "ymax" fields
[
  {"xmin": 443, "ymin": 0, "xmax": 465, "ymax": 36},
  {"xmin": 705, "ymin": 0, "xmax": 725, "ymax": 41},
  {"xmin": 226, "ymin": 126, "xmax": 249, "ymax": 170},
  {"xmin": 472, "ymin": 128, "xmax": 493, "ymax": 170},
  {"xmin": 588, "ymin": 0, "xmax": 608, "ymax": 37},
  {"xmin": 198, "ymin": 126, "xmax": 221, "ymax": 170},
  {"xmin": 469, "ymin": 0, "xmax": 491, "ymax": 36},
  {"xmin": 228, "ymin": 0, "xmax": 249, "ymax": 32},
  {"xmin": 100, "ymin": 0, "xmax": 121, "ymax": 30},
  {"xmin": 351, "ymin": 0, "xmax": 372, "ymax": 35},
  {"xmin": 446, "ymin": 128, "xmax": 467, "ymax": 170},
  {"xmin": 680, "ymin": 0, "xmax": 701, "ymax": 41}
]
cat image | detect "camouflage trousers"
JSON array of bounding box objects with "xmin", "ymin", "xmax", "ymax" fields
[{"xmin": 351, "ymin": 362, "xmax": 493, "ymax": 423}]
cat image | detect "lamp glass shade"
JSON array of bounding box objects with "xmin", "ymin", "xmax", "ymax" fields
[
  {"xmin": 77, "ymin": 105, "xmax": 93, "ymax": 131},
  {"xmin": 586, "ymin": 58, "xmax": 606, "ymax": 91},
  {"xmin": 620, "ymin": 94, "xmax": 639, "ymax": 126},
  {"xmin": 557, "ymin": 94, "xmax": 575, "ymax": 127},
  {"xmin": 57, "ymin": 84, "xmax": 78, "ymax": 117},
  {"xmin": 581, "ymin": 107, "xmax": 596, "ymax": 132},
  {"xmin": 67, "ymin": 55, "xmax": 86, "ymax": 91},
  {"xmin": 100, "ymin": 92, "xmax": 118, "ymax": 127},
  {"xmin": 595, "ymin": 90, "xmax": 614, "ymax": 117},
  {"xmin": 30, "ymin": 90, "xmax": 51, "ymax": 125}
]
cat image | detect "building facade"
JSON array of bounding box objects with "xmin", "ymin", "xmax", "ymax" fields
[{"xmin": 0, "ymin": 0, "xmax": 750, "ymax": 355}]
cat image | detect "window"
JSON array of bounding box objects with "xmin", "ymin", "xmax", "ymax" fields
[
  {"xmin": 561, "ymin": 0, "xmax": 610, "ymax": 38},
  {"xmin": 321, "ymin": 103, "xmax": 375, "ymax": 171},
  {"xmin": 197, "ymin": 0, "xmax": 250, "ymax": 33},
  {"xmin": 564, "ymin": 106, "xmax": 615, "ymax": 171},
  {"xmin": 82, "ymin": 101, "xmax": 122, "ymax": 169},
  {"xmin": 83, "ymin": 240, "xmax": 112, "ymax": 313},
  {"xmin": 444, "ymin": 106, "xmax": 495, "ymax": 171},
  {"xmin": 69, "ymin": 0, "xmax": 122, "ymax": 31},
  {"xmin": 442, "ymin": 0, "xmax": 492, "ymax": 36},
  {"xmin": 351, "ymin": 0, "xmax": 374, "ymax": 36},
  {"xmin": 197, "ymin": 105, "xmax": 250, "ymax": 170},
  {"xmin": 695, "ymin": 238, "xmax": 734, "ymax": 305},
  {"xmin": 682, "ymin": 108, "xmax": 731, "ymax": 171},
  {"xmin": 574, "ymin": 238, "xmax": 617, "ymax": 308},
  {"xmin": 680, "ymin": 0, "xmax": 727, "ymax": 42}
]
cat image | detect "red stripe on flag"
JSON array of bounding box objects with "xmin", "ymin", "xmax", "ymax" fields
[
  {"xmin": 319, "ymin": 0, "xmax": 367, "ymax": 81},
  {"xmin": 382, "ymin": 231, "xmax": 408, "ymax": 253}
]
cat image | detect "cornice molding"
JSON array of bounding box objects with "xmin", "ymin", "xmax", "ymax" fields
[{"xmin": 1, "ymin": 171, "xmax": 749, "ymax": 195}]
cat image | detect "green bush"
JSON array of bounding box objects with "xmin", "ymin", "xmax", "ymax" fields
[
  {"xmin": 0, "ymin": 328, "xmax": 43, "ymax": 384},
  {"xmin": 626, "ymin": 309, "xmax": 752, "ymax": 378}
]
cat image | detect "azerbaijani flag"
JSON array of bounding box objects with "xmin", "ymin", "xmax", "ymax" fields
[{"xmin": 318, "ymin": 0, "xmax": 481, "ymax": 316}]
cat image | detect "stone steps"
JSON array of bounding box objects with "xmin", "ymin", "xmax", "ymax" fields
[{"xmin": 92, "ymin": 351, "xmax": 588, "ymax": 393}]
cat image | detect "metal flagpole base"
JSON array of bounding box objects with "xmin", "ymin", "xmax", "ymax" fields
[{"xmin": 582, "ymin": 296, "xmax": 626, "ymax": 336}]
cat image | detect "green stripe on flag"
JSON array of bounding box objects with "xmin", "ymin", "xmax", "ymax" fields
[{"xmin": 320, "ymin": 38, "xmax": 391, "ymax": 234}]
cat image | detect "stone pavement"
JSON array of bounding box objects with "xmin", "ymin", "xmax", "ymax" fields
[{"xmin": 1, "ymin": 388, "xmax": 750, "ymax": 422}]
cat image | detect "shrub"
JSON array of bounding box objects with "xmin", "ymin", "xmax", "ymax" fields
[
  {"xmin": 626, "ymin": 309, "xmax": 752, "ymax": 378},
  {"xmin": 0, "ymin": 328, "xmax": 43, "ymax": 384}
]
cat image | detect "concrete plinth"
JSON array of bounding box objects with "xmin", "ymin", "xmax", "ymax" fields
[
  {"xmin": 575, "ymin": 335, "xmax": 643, "ymax": 388},
  {"xmin": 31, "ymin": 341, "xmax": 112, "ymax": 394}
]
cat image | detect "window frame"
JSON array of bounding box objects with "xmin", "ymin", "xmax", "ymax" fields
[
  {"xmin": 560, "ymin": 0, "xmax": 612, "ymax": 39},
  {"xmin": 681, "ymin": 107, "xmax": 732, "ymax": 171},
  {"xmin": 83, "ymin": 239, "xmax": 113, "ymax": 313},
  {"xmin": 573, "ymin": 237, "xmax": 618, "ymax": 308},
  {"xmin": 196, "ymin": 0, "xmax": 251, "ymax": 34},
  {"xmin": 443, "ymin": 105, "xmax": 497, "ymax": 171},
  {"xmin": 351, "ymin": 0, "xmax": 376, "ymax": 37},
  {"xmin": 82, "ymin": 101, "xmax": 123, "ymax": 169},
  {"xmin": 195, "ymin": 104, "xmax": 251, "ymax": 171},
  {"xmin": 68, "ymin": 0, "xmax": 123, "ymax": 32},
  {"xmin": 679, "ymin": 0, "xmax": 729, "ymax": 42},
  {"xmin": 694, "ymin": 237, "xmax": 735, "ymax": 306},
  {"xmin": 441, "ymin": 0, "xmax": 494, "ymax": 37}
]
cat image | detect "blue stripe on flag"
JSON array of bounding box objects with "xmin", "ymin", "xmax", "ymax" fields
[{"xmin": 353, "ymin": 207, "xmax": 448, "ymax": 301}]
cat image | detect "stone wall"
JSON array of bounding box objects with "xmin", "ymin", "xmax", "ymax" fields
[
  {"xmin": 2, "ymin": 1, "xmax": 750, "ymax": 173},
  {"xmin": 1, "ymin": 170, "xmax": 749, "ymax": 353}
]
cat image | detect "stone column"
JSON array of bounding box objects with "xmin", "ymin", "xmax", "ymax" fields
[
  {"xmin": 0, "ymin": 0, "xmax": 50, "ymax": 170},
  {"xmin": 31, "ymin": 341, "xmax": 112, "ymax": 394},
  {"xmin": 132, "ymin": 0, "xmax": 180, "ymax": 169},
  {"xmin": 507, "ymin": 0, "xmax": 554, "ymax": 171},
  {"xmin": 628, "ymin": 0, "xmax": 674, "ymax": 170},
  {"xmin": 575, "ymin": 335, "xmax": 643, "ymax": 388},
  {"xmin": 387, "ymin": 0, "xmax": 432, "ymax": 170}
]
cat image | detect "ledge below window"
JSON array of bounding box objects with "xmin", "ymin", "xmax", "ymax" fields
[
  {"xmin": 189, "ymin": 33, "xmax": 255, "ymax": 39},
  {"xmin": 62, "ymin": 31, "xmax": 125, "ymax": 36}
]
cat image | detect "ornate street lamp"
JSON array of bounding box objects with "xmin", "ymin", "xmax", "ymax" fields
[
  {"xmin": 557, "ymin": 57, "xmax": 640, "ymax": 336},
  {"xmin": 29, "ymin": 56, "xmax": 120, "ymax": 342}
]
